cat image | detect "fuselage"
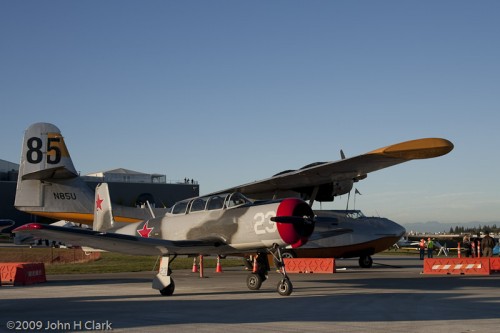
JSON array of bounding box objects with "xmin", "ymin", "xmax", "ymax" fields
[
  {"xmin": 288, "ymin": 210, "xmax": 406, "ymax": 258},
  {"xmin": 97, "ymin": 193, "xmax": 316, "ymax": 255}
]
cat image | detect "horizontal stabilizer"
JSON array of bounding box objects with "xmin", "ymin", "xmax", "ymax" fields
[{"xmin": 21, "ymin": 166, "xmax": 78, "ymax": 180}]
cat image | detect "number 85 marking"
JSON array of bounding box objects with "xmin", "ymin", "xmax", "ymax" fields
[
  {"xmin": 253, "ymin": 211, "xmax": 277, "ymax": 235},
  {"xmin": 26, "ymin": 136, "xmax": 62, "ymax": 165}
]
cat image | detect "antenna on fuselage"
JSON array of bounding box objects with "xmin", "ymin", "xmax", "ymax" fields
[
  {"xmin": 346, "ymin": 190, "xmax": 351, "ymax": 211},
  {"xmin": 146, "ymin": 201, "xmax": 156, "ymax": 219},
  {"xmin": 354, "ymin": 188, "xmax": 361, "ymax": 211},
  {"xmin": 341, "ymin": 148, "xmax": 349, "ymax": 211}
]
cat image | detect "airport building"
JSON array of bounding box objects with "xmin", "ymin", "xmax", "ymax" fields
[{"xmin": 0, "ymin": 158, "xmax": 199, "ymax": 227}]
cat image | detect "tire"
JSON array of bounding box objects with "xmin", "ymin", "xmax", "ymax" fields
[
  {"xmin": 246, "ymin": 273, "xmax": 263, "ymax": 290},
  {"xmin": 281, "ymin": 251, "xmax": 296, "ymax": 259},
  {"xmin": 277, "ymin": 278, "xmax": 293, "ymax": 296},
  {"xmin": 359, "ymin": 255, "xmax": 373, "ymax": 268},
  {"xmin": 159, "ymin": 279, "xmax": 175, "ymax": 296}
]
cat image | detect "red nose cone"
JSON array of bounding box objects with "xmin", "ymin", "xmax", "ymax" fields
[{"xmin": 276, "ymin": 198, "xmax": 314, "ymax": 248}]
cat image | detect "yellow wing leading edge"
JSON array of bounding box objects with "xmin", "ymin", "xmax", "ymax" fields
[{"xmin": 368, "ymin": 138, "xmax": 454, "ymax": 160}]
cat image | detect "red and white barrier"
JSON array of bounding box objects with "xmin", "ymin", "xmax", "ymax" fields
[{"xmin": 423, "ymin": 258, "xmax": 490, "ymax": 275}]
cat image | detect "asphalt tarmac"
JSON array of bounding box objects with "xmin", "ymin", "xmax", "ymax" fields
[{"xmin": 1, "ymin": 255, "xmax": 499, "ymax": 333}]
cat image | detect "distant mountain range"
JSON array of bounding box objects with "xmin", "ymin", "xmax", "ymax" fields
[{"xmin": 401, "ymin": 221, "xmax": 500, "ymax": 233}]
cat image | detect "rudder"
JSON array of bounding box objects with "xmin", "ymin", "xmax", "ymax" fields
[
  {"xmin": 19, "ymin": 122, "xmax": 78, "ymax": 181},
  {"xmin": 94, "ymin": 183, "xmax": 115, "ymax": 232},
  {"xmin": 15, "ymin": 123, "xmax": 95, "ymax": 222}
]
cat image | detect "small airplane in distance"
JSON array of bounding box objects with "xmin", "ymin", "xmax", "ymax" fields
[
  {"xmin": 392, "ymin": 237, "xmax": 451, "ymax": 256},
  {"xmin": 13, "ymin": 123, "xmax": 453, "ymax": 296}
]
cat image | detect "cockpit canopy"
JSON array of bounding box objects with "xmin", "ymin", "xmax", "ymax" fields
[
  {"xmin": 168, "ymin": 192, "xmax": 251, "ymax": 215},
  {"xmin": 335, "ymin": 210, "xmax": 366, "ymax": 219}
]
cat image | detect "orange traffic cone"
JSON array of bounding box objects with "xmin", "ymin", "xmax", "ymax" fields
[
  {"xmin": 215, "ymin": 255, "xmax": 223, "ymax": 273},
  {"xmin": 457, "ymin": 242, "xmax": 461, "ymax": 258},
  {"xmin": 477, "ymin": 242, "xmax": 481, "ymax": 258},
  {"xmin": 192, "ymin": 257, "xmax": 198, "ymax": 273}
]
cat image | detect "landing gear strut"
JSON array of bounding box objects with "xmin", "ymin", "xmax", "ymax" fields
[
  {"xmin": 246, "ymin": 252, "xmax": 269, "ymax": 291},
  {"xmin": 246, "ymin": 245, "xmax": 293, "ymax": 296},
  {"xmin": 153, "ymin": 255, "xmax": 176, "ymax": 296},
  {"xmin": 270, "ymin": 245, "xmax": 293, "ymax": 296}
]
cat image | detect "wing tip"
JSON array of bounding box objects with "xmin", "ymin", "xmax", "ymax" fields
[
  {"xmin": 13, "ymin": 223, "xmax": 44, "ymax": 232},
  {"xmin": 370, "ymin": 138, "xmax": 454, "ymax": 160}
]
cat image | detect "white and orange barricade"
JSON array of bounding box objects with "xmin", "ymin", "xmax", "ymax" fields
[{"xmin": 423, "ymin": 258, "xmax": 490, "ymax": 275}]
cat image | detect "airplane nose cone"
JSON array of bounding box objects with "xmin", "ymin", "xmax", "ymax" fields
[
  {"xmin": 393, "ymin": 220, "xmax": 406, "ymax": 238},
  {"xmin": 365, "ymin": 216, "xmax": 406, "ymax": 239},
  {"xmin": 383, "ymin": 218, "xmax": 406, "ymax": 238},
  {"xmin": 365, "ymin": 217, "xmax": 406, "ymax": 254}
]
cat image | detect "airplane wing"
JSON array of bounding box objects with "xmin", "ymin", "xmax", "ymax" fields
[
  {"xmin": 13, "ymin": 223, "xmax": 226, "ymax": 256},
  {"xmin": 212, "ymin": 138, "xmax": 453, "ymax": 200}
]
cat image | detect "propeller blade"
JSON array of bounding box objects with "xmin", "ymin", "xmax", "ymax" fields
[
  {"xmin": 271, "ymin": 215, "xmax": 340, "ymax": 225},
  {"xmin": 270, "ymin": 215, "xmax": 313, "ymax": 224}
]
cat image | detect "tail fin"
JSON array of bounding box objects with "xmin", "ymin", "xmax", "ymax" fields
[
  {"xmin": 15, "ymin": 123, "xmax": 95, "ymax": 223},
  {"xmin": 15, "ymin": 122, "xmax": 166, "ymax": 225},
  {"xmin": 93, "ymin": 183, "xmax": 115, "ymax": 232},
  {"xmin": 19, "ymin": 123, "xmax": 78, "ymax": 180}
]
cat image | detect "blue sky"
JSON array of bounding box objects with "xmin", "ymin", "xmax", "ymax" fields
[{"xmin": 1, "ymin": 1, "xmax": 499, "ymax": 225}]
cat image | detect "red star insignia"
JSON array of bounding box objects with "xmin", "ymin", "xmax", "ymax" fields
[
  {"xmin": 96, "ymin": 195, "xmax": 104, "ymax": 210},
  {"xmin": 137, "ymin": 222, "xmax": 153, "ymax": 238}
]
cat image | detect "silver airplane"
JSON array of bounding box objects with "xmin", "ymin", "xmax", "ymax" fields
[
  {"xmin": 13, "ymin": 122, "xmax": 453, "ymax": 295},
  {"xmin": 283, "ymin": 210, "xmax": 406, "ymax": 268},
  {"xmin": 16, "ymin": 182, "xmax": 321, "ymax": 296}
]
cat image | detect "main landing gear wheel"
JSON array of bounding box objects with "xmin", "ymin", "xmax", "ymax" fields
[
  {"xmin": 153, "ymin": 255, "xmax": 177, "ymax": 296},
  {"xmin": 359, "ymin": 255, "xmax": 373, "ymax": 268},
  {"xmin": 159, "ymin": 279, "xmax": 175, "ymax": 296},
  {"xmin": 246, "ymin": 273, "xmax": 264, "ymax": 290}
]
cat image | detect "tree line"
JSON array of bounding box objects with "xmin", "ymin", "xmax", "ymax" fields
[{"xmin": 448, "ymin": 224, "xmax": 499, "ymax": 235}]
